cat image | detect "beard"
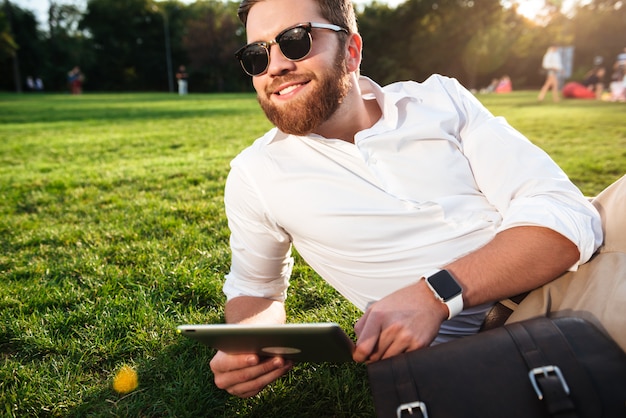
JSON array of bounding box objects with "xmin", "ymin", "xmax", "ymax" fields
[{"xmin": 257, "ymin": 48, "xmax": 351, "ymax": 136}]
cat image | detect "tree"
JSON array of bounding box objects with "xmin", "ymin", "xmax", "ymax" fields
[
  {"xmin": 3, "ymin": 0, "xmax": 625, "ymax": 92},
  {"xmin": 481, "ymin": 6, "xmax": 555, "ymax": 88},
  {"xmin": 358, "ymin": 2, "xmax": 406, "ymax": 85},
  {"xmin": 0, "ymin": 2, "xmax": 44, "ymax": 92},
  {"xmin": 359, "ymin": 0, "xmax": 504, "ymax": 87},
  {"xmin": 461, "ymin": 18, "xmax": 514, "ymax": 89},
  {"xmin": 80, "ymin": 0, "xmax": 179, "ymax": 91},
  {"xmin": 0, "ymin": 9, "xmax": 18, "ymax": 61},
  {"xmin": 183, "ymin": 1, "xmax": 246, "ymax": 92},
  {"xmin": 45, "ymin": 1, "xmax": 92, "ymax": 91},
  {"xmin": 570, "ymin": 0, "xmax": 626, "ymax": 79}
]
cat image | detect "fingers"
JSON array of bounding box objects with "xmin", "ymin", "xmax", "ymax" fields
[
  {"xmin": 353, "ymin": 309, "xmax": 367, "ymax": 336},
  {"xmin": 210, "ymin": 351, "xmax": 293, "ymax": 398},
  {"xmin": 373, "ymin": 326, "xmax": 425, "ymax": 361},
  {"xmin": 353, "ymin": 307, "xmax": 380, "ymax": 362},
  {"xmin": 353, "ymin": 302, "xmax": 439, "ymax": 363},
  {"xmin": 354, "ymin": 317, "xmax": 422, "ymax": 363}
]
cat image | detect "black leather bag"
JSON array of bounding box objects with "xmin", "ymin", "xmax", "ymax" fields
[{"xmin": 367, "ymin": 317, "xmax": 626, "ymax": 418}]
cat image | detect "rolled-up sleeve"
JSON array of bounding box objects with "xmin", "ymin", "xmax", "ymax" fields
[
  {"xmin": 456, "ymin": 85, "xmax": 603, "ymax": 267},
  {"xmin": 222, "ymin": 156, "xmax": 294, "ymax": 301}
]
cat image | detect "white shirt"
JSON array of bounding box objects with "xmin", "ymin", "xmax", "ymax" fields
[
  {"xmin": 542, "ymin": 49, "xmax": 563, "ymax": 71},
  {"xmin": 223, "ymin": 75, "xmax": 602, "ymax": 340}
]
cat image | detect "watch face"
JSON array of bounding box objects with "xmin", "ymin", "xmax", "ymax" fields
[{"xmin": 427, "ymin": 270, "xmax": 462, "ymax": 301}]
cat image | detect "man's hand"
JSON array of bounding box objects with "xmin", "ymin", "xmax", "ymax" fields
[
  {"xmin": 210, "ymin": 296, "xmax": 291, "ymax": 397},
  {"xmin": 210, "ymin": 350, "xmax": 293, "ymax": 398},
  {"xmin": 352, "ymin": 279, "xmax": 448, "ymax": 363}
]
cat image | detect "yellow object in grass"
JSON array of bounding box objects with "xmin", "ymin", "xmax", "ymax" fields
[{"xmin": 112, "ymin": 365, "xmax": 139, "ymax": 394}]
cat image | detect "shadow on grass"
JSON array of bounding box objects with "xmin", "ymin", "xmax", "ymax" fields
[
  {"xmin": 64, "ymin": 336, "xmax": 374, "ymax": 418},
  {"xmin": 0, "ymin": 93, "xmax": 262, "ymax": 125}
]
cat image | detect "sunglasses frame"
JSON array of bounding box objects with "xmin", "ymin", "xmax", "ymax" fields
[{"xmin": 235, "ymin": 22, "xmax": 349, "ymax": 77}]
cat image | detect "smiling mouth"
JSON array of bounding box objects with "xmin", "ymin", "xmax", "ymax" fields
[{"xmin": 274, "ymin": 80, "xmax": 310, "ymax": 96}]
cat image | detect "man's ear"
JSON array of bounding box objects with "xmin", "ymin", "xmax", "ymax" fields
[{"xmin": 345, "ymin": 33, "xmax": 363, "ymax": 73}]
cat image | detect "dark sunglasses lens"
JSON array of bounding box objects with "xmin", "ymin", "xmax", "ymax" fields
[
  {"xmin": 241, "ymin": 44, "xmax": 269, "ymax": 76},
  {"xmin": 278, "ymin": 27, "xmax": 311, "ymax": 60}
]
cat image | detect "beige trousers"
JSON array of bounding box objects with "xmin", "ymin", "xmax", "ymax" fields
[{"xmin": 507, "ymin": 175, "xmax": 626, "ymax": 351}]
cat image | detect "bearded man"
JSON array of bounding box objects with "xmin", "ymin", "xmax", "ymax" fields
[{"xmin": 209, "ymin": 0, "xmax": 602, "ymax": 398}]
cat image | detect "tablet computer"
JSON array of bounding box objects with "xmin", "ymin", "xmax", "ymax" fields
[{"xmin": 177, "ymin": 322, "xmax": 355, "ymax": 363}]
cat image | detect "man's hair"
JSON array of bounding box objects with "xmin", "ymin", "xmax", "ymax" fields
[{"xmin": 237, "ymin": 0, "xmax": 358, "ymax": 34}]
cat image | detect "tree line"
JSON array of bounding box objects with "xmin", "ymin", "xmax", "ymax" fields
[{"xmin": 2, "ymin": 0, "xmax": 625, "ymax": 93}]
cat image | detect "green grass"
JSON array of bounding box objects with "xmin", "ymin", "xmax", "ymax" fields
[{"xmin": 1, "ymin": 91, "xmax": 624, "ymax": 417}]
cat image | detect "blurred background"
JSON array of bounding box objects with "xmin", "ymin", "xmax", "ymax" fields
[{"xmin": 2, "ymin": 0, "xmax": 624, "ymax": 93}]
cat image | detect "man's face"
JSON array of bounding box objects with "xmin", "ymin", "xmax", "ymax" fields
[{"xmin": 245, "ymin": 0, "xmax": 351, "ymax": 136}]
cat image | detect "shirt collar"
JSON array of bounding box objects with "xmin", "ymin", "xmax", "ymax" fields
[
  {"xmin": 358, "ymin": 76, "xmax": 418, "ymax": 131},
  {"xmin": 265, "ymin": 76, "xmax": 417, "ymax": 143}
]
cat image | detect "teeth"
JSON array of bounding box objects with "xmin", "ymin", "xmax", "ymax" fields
[{"xmin": 278, "ymin": 84, "xmax": 302, "ymax": 95}]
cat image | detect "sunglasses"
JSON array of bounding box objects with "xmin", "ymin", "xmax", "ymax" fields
[{"xmin": 235, "ymin": 22, "xmax": 349, "ymax": 77}]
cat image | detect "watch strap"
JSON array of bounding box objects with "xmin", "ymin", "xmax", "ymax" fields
[{"xmin": 445, "ymin": 293, "xmax": 464, "ymax": 319}]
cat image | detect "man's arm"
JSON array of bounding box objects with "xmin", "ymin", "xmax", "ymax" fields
[
  {"xmin": 448, "ymin": 226, "xmax": 579, "ymax": 305},
  {"xmin": 215, "ymin": 158, "xmax": 295, "ymax": 397},
  {"xmin": 210, "ymin": 297, "xmax": 291, "ymax": 398},
  {"xmin": 353, "ymin": 225, "xmax": 579, "ymax": 362},
  {"xmin": 225, "ymin": 296, "xmax": 287, "ymax": 325}
]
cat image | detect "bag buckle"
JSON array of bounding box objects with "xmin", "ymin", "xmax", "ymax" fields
[
  {"xmin": 396, "ymin": 401, "xmax": 428, "ymax": 418},
  {"xmin": 528, "ymin": 365, "xmax": 570, "ymax": 400}
]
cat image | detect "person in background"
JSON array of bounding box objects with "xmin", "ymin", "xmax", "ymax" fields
[
  {"xmin": 616, "ymin": 47, "xmax": 626, "ymax": 68},
  {"xmin": 209, "ymin": 0, "xmax": 602, "ymax": 398},
  {"xmin": 582, "ymin": 66, "xmax": 605, "ymax": 99},
  {"xmin": 562, "ymin": 66, "xmax": 605, "ymax": 99},
  {"xmin": 26, "ymin": 76, "xmax": 35, "ymax": 91},
  {"xmin": 609, "ymin": 50, "xmax": 626, "ymax": 101},
  {"xmin": 494, "ymin": 75, "xmax": 512, "ymax": 93},
  {"xmin": 67, "ymin": 66, "xmax": 84, "ymax": 95},
  {"xmin": 538, "ymin": 45, "xmax": 563, "ymax": 102},
  {"xmin": 35, "ymin": 77, "xmax": 44, "ymax": 92},
  {"xmin": 176, "ymin": 65, "xmax": 188, "ymax": 95},
  {"xmin": 480, "ymin": 78, "xmax": 500, "ymax": 94}
]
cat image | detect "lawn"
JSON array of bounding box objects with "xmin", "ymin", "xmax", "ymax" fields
[{"xmin": 0, "ymin": 90, "xmax": 624, "ymax": 417}]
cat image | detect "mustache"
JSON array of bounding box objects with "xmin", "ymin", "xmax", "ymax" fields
[{"xmin": 265, "ymin": 73, "xmax": 317, "ymax": 95}]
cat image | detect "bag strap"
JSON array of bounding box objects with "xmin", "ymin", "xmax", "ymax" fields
[
  {"xmin": 506, "ymin": 321, "xmax": 578, "ymax": 418},
  {"xmin": 390, "ymin": 354, "xmax": 429, "ymax": 418},
  {"xmin": 480, "ymin": 292, "xmax": 529, "ymax": 331}
]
